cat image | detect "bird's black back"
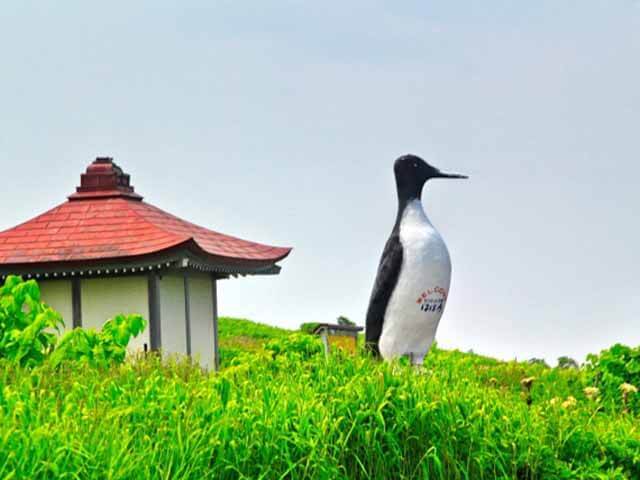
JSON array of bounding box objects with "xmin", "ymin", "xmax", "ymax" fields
[{"xmin": 365, "ymin": 227, "xmax": 403, "ymax": 357}]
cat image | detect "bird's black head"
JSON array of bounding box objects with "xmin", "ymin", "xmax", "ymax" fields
[{"xmin": 394, "ymin": 154, "xmax": 467, "ymax": 203}]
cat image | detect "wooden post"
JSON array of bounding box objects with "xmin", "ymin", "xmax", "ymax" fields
[
  {"xmin": 320, "ymin": 328, "xmax": 330, "ymax": 358},
  {"xmin": 71, "ymin": 277, "xmax": 82, "ymax": 328},
  {"xmin": 211, "ymin": 274, "xmax": 220, "ymax": 371},
  {"xmin": 183, "ymin": 272, "xmax": 192, "ymax": 356},
  {"xmin": 148, "ymin": 272, "xmax": 162, "ymax": 351}
]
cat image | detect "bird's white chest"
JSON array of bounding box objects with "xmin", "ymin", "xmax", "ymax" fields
[{"xmin": 379, "ymin": 200, "xmax": 452, "ymax": 362}]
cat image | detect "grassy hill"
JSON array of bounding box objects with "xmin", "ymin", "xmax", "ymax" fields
[
  {"xmin": 218, "ymin": 316, "xmax": 291, "ymax": 364},
  {"xmin": 0, "ymin": 317, "xmax": 638, "ymax": 479},
  {"xmin": 219, "ymin": 316, "xmax": 291, "ymax": 341}
]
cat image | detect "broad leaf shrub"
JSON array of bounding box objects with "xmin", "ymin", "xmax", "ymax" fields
[
  {"xmin": 0, "ymin": 276, "xmax": 146, "ymax": 368},
  {"xmin": 585, "ymin": 343, "xmax": 640, "ymax": 413},
  {"xmin": 50, "ymin": 313, "xmax": 146, "ymax": 368},
  {"xmin": 0, "ymin": 275, "xmax": 63, "ymax": 366}
]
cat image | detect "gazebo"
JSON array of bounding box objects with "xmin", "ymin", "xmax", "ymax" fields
[{"xmin": 0, "ymin": 157, "xmax": 291, "ymax": 369}]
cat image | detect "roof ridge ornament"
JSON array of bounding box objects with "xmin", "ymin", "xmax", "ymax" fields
[{"xmin": 68, "ymin": 157, "xmax": 143, "ymax": 201}]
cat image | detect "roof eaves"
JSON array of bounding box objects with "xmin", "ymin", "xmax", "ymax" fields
[{"xmin": 0, "ymin": 240, "xmax": 287, "ymax": 281}]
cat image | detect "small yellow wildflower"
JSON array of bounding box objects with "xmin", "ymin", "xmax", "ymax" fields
[
  {"xmin": 520, "ymin": 377, "xmax": 535, "ymax": 390},
  {"xmin": 549, "ymin": 397, "xmax": 560, "ymax": 406},
  {"xmin": 562, "ymin": 396, "xmax": 577, "ymax": 409},
  {"xmin": 583, "ymin": 387, "xmax": 600, "ymax": 400},
  {"xmin": 620, "ymin": 383, "xmax": 638, "ymax": 395}
]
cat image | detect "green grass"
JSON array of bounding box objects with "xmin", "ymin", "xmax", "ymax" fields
[
  {"xmin": 218, "ymin": 316, "xmax": 290, "ymax": 364},
  {"xmin": 0, "ymin": 317, "xmax": 638, "ymax": 479},
  {"xmin": 218, "ymin": 316, "xmax": 289, "ymax": 342}
]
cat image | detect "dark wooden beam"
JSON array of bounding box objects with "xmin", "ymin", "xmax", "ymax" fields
[
  {"xmin": 148, "ymin": 272, "xmax": 162, "ymax": 351},
  {"xmin": 183, "ymin": 272, "xmax": 192, "ymax": 356},
  {"xmin": 71, "ymin": 277, "xmax": 82, "ymax": 328},
  {"xmin": 211, "ymin": 274, "xmax": 219, "ymax": 371}
]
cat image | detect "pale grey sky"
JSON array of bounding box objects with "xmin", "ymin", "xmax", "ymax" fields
[{"xmin": 1, "ymin": 1, "xmax": 639, "ymax": 364}]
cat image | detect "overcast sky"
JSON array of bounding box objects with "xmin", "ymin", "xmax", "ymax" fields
[{"xmin": 2, "ymin": 1, "xmax": 639, "ymax": 364}]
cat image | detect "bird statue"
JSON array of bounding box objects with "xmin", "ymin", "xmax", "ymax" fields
[{"xmin": 365, "ymin": 154, "xmax": 467, "ymax": 365}]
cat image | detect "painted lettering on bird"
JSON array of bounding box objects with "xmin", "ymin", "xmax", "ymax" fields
[{"xmin": 416, "ymin": 286, "xmax": 448, "ymax": 313}]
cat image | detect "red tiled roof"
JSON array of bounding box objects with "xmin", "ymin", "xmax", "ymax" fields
[{"xmin": 0, "ymin": 158, "xmax": 291, "ymax": 266}]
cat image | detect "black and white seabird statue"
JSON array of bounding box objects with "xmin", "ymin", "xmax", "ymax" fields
[{"xmin": 365, "ymin": 154, "xmax": 467, "ymax": 365}]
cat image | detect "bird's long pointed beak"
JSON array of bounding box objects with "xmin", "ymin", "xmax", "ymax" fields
[{"xmin": 436, "ymin": 171, "xmax": 469, "ymax": 179}]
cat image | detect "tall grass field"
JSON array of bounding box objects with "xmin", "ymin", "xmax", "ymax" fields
[{"xmin": 0, "ymin": 314, "xmax": 638, "ymax": 479}]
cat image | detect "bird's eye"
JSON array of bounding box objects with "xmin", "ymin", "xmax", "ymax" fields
[{"xmin": 413, "ymin": 163, "xmax": 417, "ymax": 168}]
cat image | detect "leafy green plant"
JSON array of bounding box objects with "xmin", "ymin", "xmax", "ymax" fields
[
  {"xmin": 0, "ymin": 275, "xmax": 146, "ymax": 369},
  {"xmin": 585, "ymin": 343, "xmax": 640, "ymax": 413},
  {"xmin": 0, "ymin": 275, "xmax": 63, "ymax": 366},
  {"xmin": 50, "ymin": 314, "xmax": 146, "ymax": 368},
  {"xmin": 265, "ymin": 332, "xmax": 323, "ymax": 360}
]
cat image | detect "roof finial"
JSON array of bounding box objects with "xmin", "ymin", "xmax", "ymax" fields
[{"xmin": 68, "ymin": 157, "xmax": 143, "ymax": 201}]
